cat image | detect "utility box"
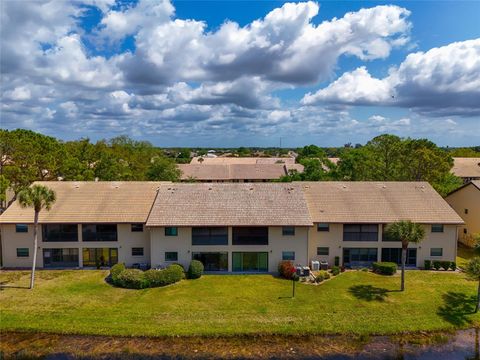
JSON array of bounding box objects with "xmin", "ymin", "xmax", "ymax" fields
[{"xmin": 311, "ymin": 261, "xmax": 320, "ymax": 271}]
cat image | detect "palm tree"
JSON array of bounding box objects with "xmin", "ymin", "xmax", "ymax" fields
[
  {"xmin": 465, "ymin": 257, "xmax": 480, "ymax": 313},
  {"xmin": 18, "ymin": 185, "xmax": 56, "ymax": 289},
  {"xmin": 385, "ymin": 220, "xmax": 426, "ymax": 291}
]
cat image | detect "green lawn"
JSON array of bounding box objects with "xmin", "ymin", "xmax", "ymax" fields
[
  {"xmin": 0, "ymin": 270, "xmax": 479, "ymax": 336},
  {"xmin": 457, "ymin": 245, "xmax": 477, "ymax": 269}
]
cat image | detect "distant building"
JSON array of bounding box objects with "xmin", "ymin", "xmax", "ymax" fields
[
  {"xmin": 190, "ymin": 156, "xmax": 295, "ymax": 165},
  {"xmin": 177, "ymin": 163, "xmax": 304, "ymax": 182},
  {"xmin": 446, "ymin": 180, "xmax": 480, "ymax": 246},
  {"xmin": 452, "ymin": 157, "xmax": 480, "ymax": 183}
]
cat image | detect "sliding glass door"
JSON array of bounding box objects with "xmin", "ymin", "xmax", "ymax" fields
[
  {"xmin": 82, "ymin": 248, "xmax": 118, "ymax": 267},
  {"xmin": 192, "ymin": 252, "xmax": 228, "ymax": 271},
  {"xmin": 232, "ymin": 252, "xmax": 268, "ymax": 272}
]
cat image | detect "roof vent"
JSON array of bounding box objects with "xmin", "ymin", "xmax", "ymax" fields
[
  {"xmin": 209, "ymin": 187, "xmax": 212, "ymax": 190},
  {"xmin": 382, "ymin": 185, "xmax": 387, "ymax": 189},
  {"xmin": 342, "ymin": 185, "xmax": 347, "ymax": 189}
]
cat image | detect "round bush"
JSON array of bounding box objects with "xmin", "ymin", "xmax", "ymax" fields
[
  {"xmin": 278, "ymin": 260, "xmax": 295, "ymax": 279},
  {"xmin": 424, "ymin": 260, "xmax": 432, "ymax": 270},
  {"xmin": 433, "ymin": 261, "xmax": 442, "ymax": 270},
  {"xmin": 116, "ymin": 269, "xmax": 148, "ymax": 289},
  {"xmin": 145, "ymin": 265, "xmax": 184, "ymax": 287},
  {"xmin": 440, "ymin": 261, "xmax": 451, "ymax": 271},
  {"xmin": 331, "ymin": 266, "xmax": 340, "ymax": 276},
  {"xmin": 450, "ymin": 261, "xmax": 457, "ymax": 271},
  {"xmin": 187, "ymin": 260, "xmax": 204, "ymax": 279},
  {"xmin": 110, "ymin": 263, "xmax": 126, "ymax": 283},
  {"xmin": 372, "ymin": 262, "xmax": 397, "ymax": 275}
]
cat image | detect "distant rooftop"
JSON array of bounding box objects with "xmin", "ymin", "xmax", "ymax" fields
[
  {"xmin": 190, "ymin": 156, "xmax": 295, "ymax": 165},
  {"xmin": 452, "ymin": 157, "xmax": 480, "ymax": 178}
]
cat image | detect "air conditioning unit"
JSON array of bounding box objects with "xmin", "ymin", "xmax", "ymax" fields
[{"xmin": 311, "ymin": 260, "xmax": 320, "ymax": 271}]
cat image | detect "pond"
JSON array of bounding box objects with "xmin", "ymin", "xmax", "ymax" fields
[{"xmin": 2, "ymin": 329, "xmax": 479, "ymax": 359}]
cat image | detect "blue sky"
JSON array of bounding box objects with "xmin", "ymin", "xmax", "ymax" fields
[{"xmin": 1, "ymin": 0, "xmax": 479, "ymax": 147}]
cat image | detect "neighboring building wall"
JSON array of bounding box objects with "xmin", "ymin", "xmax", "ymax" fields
[
  {"xmin": 1, "ymin": 223, "xmax": 150, "ymax": 268},
  {"xmin": 446, "ymin": 185, "xmax": 480, "ymax": 246},
  {"xmin": 150, "ymin": 226, "xmax": 309, "ymax": 272},
  {"xmin": 308, "ymin": 223, "xmax": 457, "ymax": 267}
]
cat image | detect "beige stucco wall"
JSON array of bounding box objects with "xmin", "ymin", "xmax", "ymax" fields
[
  {"xmin": 150, "ymin": 226, "xmax": 309, "ymax": 272},
  {"xmin": 446, "ymin": 184, "xmax": 480, "ymax": 245},
  {"xmin": 308, "ymin": 223, "xmax": 457, "ymax": 267},
  {"xmin": 1, "ymin": 223, "xmax": 150, "ymax": 268}
]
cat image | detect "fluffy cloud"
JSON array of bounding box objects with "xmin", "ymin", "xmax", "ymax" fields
[
  {"xmin": 302, "ymin": 39, "xmax": 480, "ymax": 116},
  {"xmin": 0, "ymin": 0, "xmax": 476, "ymax": 146}
]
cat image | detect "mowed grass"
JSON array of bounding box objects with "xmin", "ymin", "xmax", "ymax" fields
[
  {"xmin": 0, "ymin": 270, "xmax": 479, "ymax": 337},
  {"xmin": 457, "ymin": 244, "xmax": 477, "ymax": 269}
]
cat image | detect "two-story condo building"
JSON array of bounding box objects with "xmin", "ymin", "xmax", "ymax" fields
[{"xmin": 0, "ymin": 181, "xmax": 463, "ymax": 272}]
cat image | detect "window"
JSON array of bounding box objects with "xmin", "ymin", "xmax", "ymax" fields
[
  {"xmin": 82, "ymin": 224, "xmax": 117, "ymax": 241},
  {"xmin": 317, "ymin": 247, "xmax": 329, "ymax": 256},
  {"xmin": 282, "ymin": 226, "xmax": 295, "ymax": 236},
  {"xmin": 43, "ymin": 248, "xmax": 79, "ymax": 268},
  {"xmin": 43, "ymin": 224, "xmax": 78, "ymax": 242},
  {"xmin": 343, "ymin": 248, "xmax": 378, "ymax": 266},
  {"xmin": 464, "ymin": 228, "xmax": 468, "ymax": 234},
  {"xmin": 343, "ymin": 224, "xmax": 378, "ymax": 241},
  {"xmin": 15, "ymin": 224, "xmax": 28, "ymax": 233},
  {"xmin": 232, "ymin": 227, "xmax": 268, "ymax": 245},
  {"xmin": 131, "ymin": 223, "xmax": 143, "ymax": 232},
  {"xmin": 165, "ymin": 227, "xmax": 178, "ymax": 236},
  {"xmin": 317, "ymin": 223, "xmax": 329, "ymax": 232},
  {"xmin": 16, "ymin": 248, "xmax": 29, "ymax": 257},
  {"xmin": 430, "ymin": 248, "xmax": 443, "ymax": 257},
  {"xmin": 192, "ymin": 252, "xmax": 228, "ymax": 271},
  {"xmin": 282, "ymin": 251, "xmax": 295, "ymax": 261},
  {"xmin": 431, "ymin": 224, "xmax": 444, "ymax": 233},
  {"xmin": 82, "ymin": 248, "xmax": 118, "ymax": 267},
  {"xmin": 192, "ymin": 227, "xmax": 228, "ymax": 245},
  {"xmin": 165, "ymin": 252, "xmax": 178, "ymax": 262},
  {"xmin": 132, "ymin": 247, "xmax": 144, "ymax": 256},
  {"xmin": 382, "ymin": 248, "xmax": 417, "ymax": 266},
  {"xmin": 465, "ymin": 209, "xmax": 469, "ymax": 214}
]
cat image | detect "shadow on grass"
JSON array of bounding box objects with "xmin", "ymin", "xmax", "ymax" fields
[
  {"xmin": 437, "ymin": 291, "xmax": 477, "ymax": 326},
  {"xmin": 0, "ymin": 281, "xmax": 30, "ymax": 290},
  {"xmin": 349, "ymin": 285, "xmax": 400, "ymax": 302}
]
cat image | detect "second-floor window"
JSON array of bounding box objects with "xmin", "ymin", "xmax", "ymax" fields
[
  {"xmin": 282, "ymin": 226, "xmax": 295, "ymax": 236},
  {"xmin": 431, "ymin": 224, "xmax": 444, "ymax": 233},
  {"xmin": 42, "ymin": 224, "xmax": 78, "ymax": 242},
  {"xmin": 131, "ymin": 224, "xmax": 144, "ymax": 232},
  {"xmin": 232, "ymin": 227, "xmax": 268, "ymax": 245},
  {"xmin": 82, "ymin": 224, "xmax": 117, "ymax": 241},
  {"xmin": 192, "ymin": 227, "xmax": 228, "ymax": 245},
  {"xmin": 343, "ymin": 224, "xmax": 378, "ymax": 241},
  {"xmin": 15, "ymin": 224, "xmax": 28, "ymax": 233}
]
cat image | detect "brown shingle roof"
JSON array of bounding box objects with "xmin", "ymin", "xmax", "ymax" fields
[
  {"xmin": 178, "ymin": 164, "xmax": 294, "ymax": 181},
  {"xmin": 300, "ymin": 181, "xmax": 464, "ymax": 224},
  {"xmin": 452, "ymin": 157, "xmax": 480, "ymax": 178},
  {"xmin": 0, "ymin": 181, "xmax": 164, "ymax": 224},
  {"xmin": 146, "ymin": 183, "xmax": 313, "ymax": 226}
]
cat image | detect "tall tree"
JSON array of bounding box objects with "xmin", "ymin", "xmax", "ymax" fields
[
  {"xmin": 465, "ymin": 257, "xmax": 480, "ymax": 313},
  {"xmin": 385, "ymin": 221, "xmax": 426, "ymax": 291},
  {"xmin": 18, "ymin": 185, "xmax": 56, "ymax": 289},
  {"xmin": 146, "ymin": 157, "xmax": 181, "ymax": 181},
  {"xmin": 365, "ymin": 134, "xmax": 403, "ymax": 180}
]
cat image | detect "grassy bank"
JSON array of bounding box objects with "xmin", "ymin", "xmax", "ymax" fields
[{"xmin": 0, "ymin": 270, "xmax": 479, "ymax": 336}]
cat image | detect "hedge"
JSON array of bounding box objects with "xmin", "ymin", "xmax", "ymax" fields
[
  {"xmin": 110, "ymin": 263, "xmax": 126, "ymax": 283},
  {"xmin": 187, "ymin": 260, "xmax": 204, "ymax": 279},
  {"xmin": 372, "ymin": 262, "xmax": 397, "ymax": 275},
  {"xmin": 144, "ymin": 265, "xmax": 184, "ymax": 287},
  {"xmin": 115, "ymin": 269, "xmax": 148, "ymax": 289}
]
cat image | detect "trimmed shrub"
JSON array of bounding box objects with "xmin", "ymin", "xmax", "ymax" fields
[
  {"xmin": 278, "ymin": 260, "xmax": 295, "ymax": 279},
  {"xmin": 424, "ymin": 260, "xmax": 432, "ymax": 270},
  {"xmin": 450, "ymin": 261, "xmax": 457, "ymax": 271},
  {"xmin": 372, "ymin": 262, "xmax": 397, "ymax": 275},
  {"xmin": 331, "ymin": 266, "xmax": 340, "ymax": 276},
  {"xmin": 433, "ymin": 261, "xmax": 442, "ymax": 270},
  {"xmin": 315, "ymin": 274, "xmax": 324, "ymax": 283},
  {"xmin": 188, "ymin": 260, "xmax": 204, "ymax": 279},
  {"xmin": 110, "ymin": 263, "xmax": 126, "ymax": 283},
  {"xmin": 440, "ymin": 261, "xmax": 451, "ymax": 271},
  {"xmin": 317, "ymin": 270, "xmax": 330, "ymax": 280},
  {"xmin": 116, "ymin": 269, "xmax": 148, "ymax": 289},
  {"xmin": 145, "ymin": 265, "xmax": 184, "ymax": 287},
  {"xmin": 334, "ymin": 256, "xmax": 340, "ymax": 267}
]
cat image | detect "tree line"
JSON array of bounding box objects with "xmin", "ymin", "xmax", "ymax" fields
[{"xmin": 1, "ymin": 129, "xmax": 477, "ymax": 207}]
